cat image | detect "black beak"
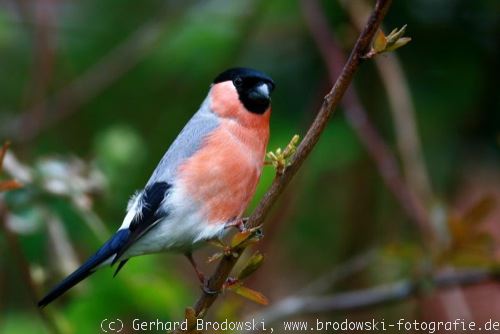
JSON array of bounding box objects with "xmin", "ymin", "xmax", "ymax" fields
[{"xmin": 249, "ymin": 83, "xmax": 271, "ymax": 102}]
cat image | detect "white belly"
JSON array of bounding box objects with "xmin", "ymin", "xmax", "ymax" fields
[{"xmin": 121, "ymin": 184, "xmax": 227, "ymax": 258}]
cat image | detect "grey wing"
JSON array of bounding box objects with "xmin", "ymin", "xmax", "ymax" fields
[{"xmin": 146, "ymin": 95, "xmax": 219, "ymax": 186}]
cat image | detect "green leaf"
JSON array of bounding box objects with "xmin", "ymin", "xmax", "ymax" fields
[
  {"xmin": 207, "ymin": 252, "xmax": 224, "ymax": 263},
  {"xmin": 208, "ymin": 239, "xmax": 226, "ymax": 248},
  {"xmin": 385, "ymin": 37, "xmax": 412, "ymax": 52},
  {"xmin": 237, "ymin": 251, "xmax": 264, "ymax": 280},
  {"xmin": 386, "ymin": 24, "xmax": 407, "ymax": 46},
  {"xmin": 231, "ymin": 230, "xmax": 252, "ymax": 248},
  {"xmin": 373, "ymin": 29, "xmax": 387, "ymax": 52},
  {"xmin": 266, "ymin": 134, "xmax": 300, "ymax": 173},
  {"xmin": 229, "ymin": 284, "xmax": 269, "ymax": 305}
]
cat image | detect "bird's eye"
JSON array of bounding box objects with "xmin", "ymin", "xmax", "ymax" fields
[{"xmin": 233, "ymin": 77, "xmax": 243, "ymax": 87}]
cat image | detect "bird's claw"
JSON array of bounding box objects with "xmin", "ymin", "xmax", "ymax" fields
[
  {"xmin": 201, "ymin": 277, "xmax": 239, "ymax": 296},
  {"xmin": 225, "ymin": 218, "xmax": 263, "ymax": 238},
  {"xmin": 201, "ymin": 282, "xmax": 219, "ymax": 296},
  {"xmin": 225, "ymin": 217, "xmax": 249, "ymax": 232},
  {"xmin": 201, "ymin": 276, "xmax": 220, "ymax": 296}
]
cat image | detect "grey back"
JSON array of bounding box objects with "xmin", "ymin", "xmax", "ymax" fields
[{"xmin": 146, "ymin": 95, "xmax": 219, "ymax": 186}]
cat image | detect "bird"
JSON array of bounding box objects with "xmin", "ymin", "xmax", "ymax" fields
[{"xmin": 38, "ymin": 67, "xmax": 275, "ymax": 307}]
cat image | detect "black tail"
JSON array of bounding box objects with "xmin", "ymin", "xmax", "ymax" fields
[{"xmin": 38, "ymin": 229, "xmax": 130, "ymax": 307}]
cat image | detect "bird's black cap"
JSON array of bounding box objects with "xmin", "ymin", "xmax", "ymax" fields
[{"xmin": 213, "ymin": 67, "xmax": 275, "ymax": 91}]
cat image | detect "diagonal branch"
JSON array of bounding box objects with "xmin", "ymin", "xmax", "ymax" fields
[
  {"xmin": 341, "ymin": 0, "xmax": 433, "ymax": 206},
  {"xmin": 301, "ymin": 0, "xmax": 432, "ymax": 239},
  {"xmin": 191, "ymin": 0, "xmax": 394, "ymax": 318}
]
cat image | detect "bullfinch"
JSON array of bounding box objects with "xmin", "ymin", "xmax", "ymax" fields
[{"xmin": 38, "ymin": 67, "xmax": 275, "ymax": 307}]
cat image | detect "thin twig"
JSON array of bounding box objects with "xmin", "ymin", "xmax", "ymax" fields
[
  {"xmin": 341, "ymin": 0, "xmax": 433, "ymax": 205},
  {"xmin": 249, "ymin": 268, "xmax": 494, "ymax": 324},
  {"xmin": 192, "ymin": 0, "xmax": 394, "ymax": 317},
  {"xmin": 341, "ymin": 0, "xmax": 473, "ymax": 320},
  {"xmin": 301, "ymin": 0, "xmax": 432, "ymax": 239}
]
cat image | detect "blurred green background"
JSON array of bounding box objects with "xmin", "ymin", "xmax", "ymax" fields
[{"xmin": 0, "ymin": 0, "xmax": 499, "ymax": 333}]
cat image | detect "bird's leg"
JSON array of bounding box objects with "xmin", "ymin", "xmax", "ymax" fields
[
  {"xmin": 184, "ymin": 252, "xmax": 219, "ymax": 296},
  {"xmin": 184, "ymin": 252, "xmax": 205, "ymax": 284},
  {"xmin": 225, "ymin": 217, "xmax": 248, "ymax": 232}
]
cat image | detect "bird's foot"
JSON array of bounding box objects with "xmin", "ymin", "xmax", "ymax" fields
[
  {"xmin": 225, "ymin": 217, "xmax": 248, "ymax": 232},
  {"xmin": 185, "ymin": 252, "xmax": 222, "ymax": 296},
  {"xmin": 201, "ymin": 277, "xmax": 238, "ymax": 296},
  {"xmin": 225, "ymin": 218, "xmax": 264, "ymax": 241},
  {"xmin": 201, "ymin": 279, "xmax": 219, "ymax": 296},
  {"xmin": 195, "ymin": 270, "xmax": 206, "ymax": 286},
  {"xmin": 185, "ymin": 252, "xmax": 206, "ymax": 285}
]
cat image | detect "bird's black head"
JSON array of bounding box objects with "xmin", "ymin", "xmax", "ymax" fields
[{"xmin": 213, "ymin": 67, "xmax": 275, "ymax": 114}]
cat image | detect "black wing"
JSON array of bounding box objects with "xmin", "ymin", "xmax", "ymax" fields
[{"xmin": 112, "ymin": 181, "xmax": 171, "ymax": 264}]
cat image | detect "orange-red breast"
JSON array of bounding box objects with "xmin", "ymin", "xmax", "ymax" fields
[{"xmin": 38, "ymin": 67, "xmax": 275, "ymax": 306}]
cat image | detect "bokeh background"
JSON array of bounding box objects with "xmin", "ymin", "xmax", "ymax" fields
[{"xmin": 0, "ymin": 0, "xmax": 499, "ymax": 333}]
